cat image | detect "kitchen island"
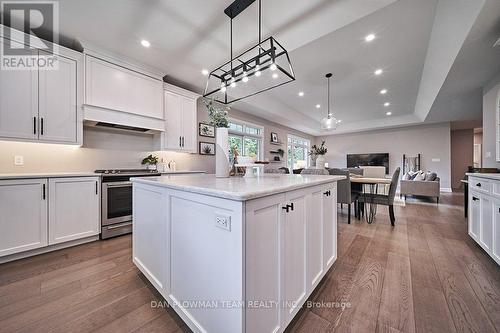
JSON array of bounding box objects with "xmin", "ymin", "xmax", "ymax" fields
[{"xmin": 132, "ymin": 173, "xmax": 345, "ymax": 333}]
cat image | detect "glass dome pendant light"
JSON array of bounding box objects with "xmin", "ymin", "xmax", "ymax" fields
[{"xmin": 321, "ymin": 73, "xmax": 337, "ymax": 130}]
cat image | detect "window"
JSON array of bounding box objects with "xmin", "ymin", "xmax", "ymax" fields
[
  {"xmin": 228, "ymin": 119, "xmax": 263, "ymax": 163},
  {"xmin": 288, "ymin": 135, "xmax": 310, "ymax": 170}
]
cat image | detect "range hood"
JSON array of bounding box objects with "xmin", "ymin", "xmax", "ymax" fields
[
  {"xmin": 84, "ymin": 120, "xmax": 157, "ymax": 134},
  {"xmin": 83, "ymin": 104, "xmax": 165, "ymax": 134}
]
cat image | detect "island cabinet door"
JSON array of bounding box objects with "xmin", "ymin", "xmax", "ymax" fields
[
  {"xmin": 306, "ymin": 187, "xmax": 324, "ymax": 290},
  {"xmin": 282, "ymin": 190, "xmax": 308, "ymax": 325},
  {"xmin": 323, "ymin": 184, "xmax": 337, "ymax": 269},
  {"xmin": 469, "ymin": 191, "xmax": 481, "ymax": 242},
  {"xmin": 245, "ymin": 193, "xmax": 285, "ymax": 333},
  {"xmin": 493, "ymin": 200, "xmax": 500, "ymax": 264},
  {"xmin": 132, "ymin": 184, "xmax": 169, "ymax": 296}
]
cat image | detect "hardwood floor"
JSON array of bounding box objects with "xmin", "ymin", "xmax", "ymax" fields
[{"xmin": 0, "ymin": 193, "xmax": 498, "ymax": 333}]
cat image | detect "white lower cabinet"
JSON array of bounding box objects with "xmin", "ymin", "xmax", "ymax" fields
[
  {"xmin": 468, "ymin": 176, "xmax": 500, "ymax": 265},
  {"xmin": 48, "ymin": 177, "xmax": 100, "ymax": 245},
  {"xmin": 0, "ymin": 179, "xmax": 48, "ymax": 257},
  {"xmin": 0, "ymin": 177, "xmax": 100, "ymax": 259},
  {"xmin": 493, "ymin": 201, "xmax": 500, "ymax": 264},
  {"xmin": 282, "ymin": 190, "xmax": 307, "ymax": 324}
]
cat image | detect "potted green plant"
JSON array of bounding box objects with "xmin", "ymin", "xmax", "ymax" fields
[
  {"xmin": 309, "ymin": 141, "xmax": 328, "ymax": 169},
  {"xmin": 141, "ymin": 154, "xmax": 159, "ymax": 170},
  {"xmin": 204, "ymin": 98, "xmax": 231, "ymax": 177}
]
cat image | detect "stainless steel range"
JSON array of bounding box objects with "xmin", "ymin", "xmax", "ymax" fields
[{"xmin": 95, "ymin": 169, "xmax": 160, "ymax": 239}]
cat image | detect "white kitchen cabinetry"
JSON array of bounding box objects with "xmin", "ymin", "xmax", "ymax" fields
[
  {"xmin": 39, "ymin": 51, "xmax": 78, "ymax": 143},
  {"xmin": 0, "ymin": 179, "xmax": 48, "ymax": 257},
  {"xmin": 48, "ymin": 177, "xmax": 100, "ymax": 245},
  {"xmin": 468, "ymin": 175, "xmax": 500, "ymax": 265},
  {"xmin": 133, "ymin": 179, "xmax": 338, "ymax": 333},
  {"xmin": 0, "ymin": 38, "xmax": 38, "ymax": 141},
  {"xmin": 0, "ymin": 176, "xmax": 100, "ymax": 261},
  {"xmin": 0, "ymin": 34, "xmax": 82, "ymax": 145},
  {"xmin": 162, "ymin": 83, "xmax": 199, "ymax": 153},
  {"xmin": 85, "ymin": 55, "xmax": 163, "ymax": 120}
]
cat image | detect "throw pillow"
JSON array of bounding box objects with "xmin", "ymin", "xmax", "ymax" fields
[
  {"xmin": 413, "ymin": 171, "xmax": 425, "ymax": 181},
  {"xmin": 409, "ymin": 171, "xmax": 419, "ymax": 180},
  {"xmin": 426, "ymin": 172, "xmax": 437, "ymax": 181}
]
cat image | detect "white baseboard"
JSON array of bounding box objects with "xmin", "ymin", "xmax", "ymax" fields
[{"xmin": 0, "ymin": 235, "xmax": 99, "ymax": 264}]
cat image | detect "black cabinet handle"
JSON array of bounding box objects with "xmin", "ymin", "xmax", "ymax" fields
[
  {"xmin": 179, "ymin": 136, "xmax": 181, "ymax": 147},
  {"xmin": 182, "ymin": 136, "xmax": 184, "ymax": 147},
  {"xmin": 472, "ymin": 197, "xmax": 479, "ymax": 201},
  {"xmin": 289, "ymin": 203, "xmax": 294, "ymax": 211},
  {"xmin": 42, "ymin": 184, "xmax": 46, "ymax": 200},
  {"xmin": 95, "ymin": 181, "xmax": 98, "ymax": 195},
  {"xmin": 282, "ymin": 205, "xmax": 289, "ymax": 213},
  {"xmin": 40, "ymin": 118, "xmax": 44, "ymax": 135},
  {"xmin": 476, "ymin": 183, "xmax": 481, "ymax": 187},
  {"xmin": 33, "ymin": 117, "xmax": 37, "ymax": 134},
  {"xmin": 324, "ymin": 191, "xmax": 329, "ymax": 196}
]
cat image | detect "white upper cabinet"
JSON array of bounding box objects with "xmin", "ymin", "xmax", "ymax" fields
[
  {"xmin": 0, "ymin": 178, "xmax": 48, "ymax": 257},
  {"xmin": 0, "ymin": 38, "xmax": 38, "ymax": 140},
  {"xmin": 0, "ymin": 32, "xmax": 83, "ymax": 145},
  {"xmin": 85, "ymin": 55, "xmax": 164, "ymax": 120},
  {"xmin": 162, "ymin": 83, "xmax": 199, "ymax": 153},
  {"xmin": 39, "ymin": 51, "xmax": 78, "ymax": 143},
  {"xmin": 48, "ymin": 177, "xmax": 100, "ymax": 245}
]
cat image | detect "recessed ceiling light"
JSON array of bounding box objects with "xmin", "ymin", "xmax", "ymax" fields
[
  {"xmin": 365, "ymin": 34, "xmax": 376, "ymax": 42},
  {"xmin": 386, "ymin": 111, "xmax": 392, "ymax": 116},
  {"xmin": 201, "ymin": 69, "xmax": 209, "ymax": 75},
  {"xmin": 316, "ymin": 104, "xmax": 321, "ymax": 109},
  {"xmin": 298, "ymin": 91, "xmax": 304, "ymax": 97},
  {"xmin": 384, "ymin": 102, "xmax": 390, "ymax": 107},
  {"xmin": 140, "ymin": 40, "xmax": 151, "ymax": 48},
  {"xmin": 374, "ymin": 69, "xmax": 383, "ymax": 75},
  {"xmin": 337, "ymin": 119, "xmax": 342, "ymax": 123},
  {"xmin": 380, "ymin": 89, "xmax": 388, "ymax": 95},
  {"xmin": 270, "ymin": 63, "xmax": 277, "ymax": 71},
  {"xmin": 272, "ymin": 73, "xmax": 279, "ymax": 79}
]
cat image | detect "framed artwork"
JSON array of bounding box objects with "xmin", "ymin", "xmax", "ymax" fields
[
  {"xmin": 199, "ymin": 123, "xmax": 215, "ymax": 138},
  {"xmin": 199, "ymin": 141, "xmax": 215, "ymax": 155},
  {"xmin": 271, "ymin": 132, "xmax": 279, "ymax": 143}
]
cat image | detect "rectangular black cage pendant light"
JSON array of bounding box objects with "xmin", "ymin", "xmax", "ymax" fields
[{"xmin": 203, "ymin": 0, "xmax": 295, "ymax": 104}]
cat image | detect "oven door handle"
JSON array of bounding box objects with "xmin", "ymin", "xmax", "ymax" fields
[{"xmin": 104, "ymin": 181, "xmax": 133, "ymax": 188}]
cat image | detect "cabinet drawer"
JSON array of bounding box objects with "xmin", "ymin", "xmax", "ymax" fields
[{"xmin": 469, "ymin": 177, "xmax": 492, "ymax": 194}]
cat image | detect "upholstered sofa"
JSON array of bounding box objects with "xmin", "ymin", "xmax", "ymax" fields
[{"xmin": 400, "ymin": 173, "xmax": 440, "ymax": 203}]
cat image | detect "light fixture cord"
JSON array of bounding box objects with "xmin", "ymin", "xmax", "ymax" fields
[
  {"xmin": 327, "ymin": 76, "xmax": 330, "ymax": 117},
  {"xmin": 230, "ymin": 17, "xmax": 233, "ymax": 77}
]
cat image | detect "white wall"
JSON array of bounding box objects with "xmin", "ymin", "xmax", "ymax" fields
[
  {"xmin": 316, "ymin": 122, "xmax": 452, "ymax": 189},
  {"xmin": 0, "ymin": 101, "xmax": 313, "ymax": 174},
  {"xmin": 481, "ymin": 76, "xmax": 500, "ymax": 168}
]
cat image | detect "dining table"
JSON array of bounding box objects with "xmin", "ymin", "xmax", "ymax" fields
[{"xmin": 350, "ymin": 176, "xmax": 392, "ymax": 224}]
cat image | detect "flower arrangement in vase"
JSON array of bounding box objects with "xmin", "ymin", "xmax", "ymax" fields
[
  {"xmin": 309, "ymin": 141, "xmax": 328, "ymax": 169},
  {"xmin": 204, "ymin": 98, "xmax": 231, "ymax": 177}
]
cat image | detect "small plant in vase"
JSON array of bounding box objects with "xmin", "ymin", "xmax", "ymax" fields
[
  {"xmin": 141, "ymin": 154, "xmax": 159, "ymax": 170},
  {"xmin": 309, "ymin": 141, "xmax": 328, "ymax": 169},
  {"xmin": 204, "ymin": 98, "xmax": 231, "ymax": 177}
]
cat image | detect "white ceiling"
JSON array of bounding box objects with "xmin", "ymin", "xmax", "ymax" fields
[{"xmin": 51, "ymin": 0, "xmax": 500, "ymax": 135}]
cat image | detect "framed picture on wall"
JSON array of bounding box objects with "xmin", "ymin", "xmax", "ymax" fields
[
  {"xmin": 199, "ymin": 123, "xmax": 215, "ymax": 138},
  {"xmin": 199, "ymin": 141, "xmax": 215, "ymax": 155},
  {"xmin": 271, "ymin": 132, "xmax": 279, "ymax": 143}
]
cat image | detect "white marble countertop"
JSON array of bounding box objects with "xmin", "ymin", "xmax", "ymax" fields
[
  {"xmin": 466, "ymin": 173, "xmax": 500, "ymax": 181},
  {"xmin": 0, "ymin": 172, "xmax": 99, "ymax": 180},
  {"xmin": 0, "ymin": 170, "xmax": 206, "ymax": 180},
  {"xmin": 132, "ymin": 174, "xmax": 345, "ymax": 201}
]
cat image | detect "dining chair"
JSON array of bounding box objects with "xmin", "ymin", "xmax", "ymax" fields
[
  {"xmin": 357, "ymin": 167, "xmax": 400, "ymax": 226},
  {"xmin": 300, "ymin": 168, "xmax": 329, "ymax": 175},
  {"xmin": 328, "ymin": 168, "xmax": 358, "ymax": 224}
]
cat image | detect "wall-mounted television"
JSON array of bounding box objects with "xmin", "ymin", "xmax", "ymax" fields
[{"xmin": 347, "ymin": 153, "xmax": 390, "ymax": 174}]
